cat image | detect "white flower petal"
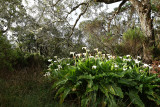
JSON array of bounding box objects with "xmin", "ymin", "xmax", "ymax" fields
[
  {"xmin": 137, "ymin": 56, "xmax": 141, "ymax": 59},
  {"xmin": 82, "ymin": 47, "xmax": 87, "ymax": 50},
  {"xmin": 83, "ymin": 53, "xmax": 87, "ymax": 56},
  {"xmin": 70, "ymin": 52, "xmax": 75, "ymax": 55},
  {"xmin": 126, "ymin": 55, "xmax": 131, "ymax": 57},
  {"xmin": 135, "ymin": 59, "xmax": 140, "ymax": 64},
  {"xmin": 54, "ymin": 56, "xmax": 57, "ymax": 59},
  {"xmin": 143, "ymin": 64, "xmax": 149, "ymax": 67},
  {"xmin": 123, "ymin": 68, "xmax": 127, "ymax": 71},
  {"xmin": 48, "ymin": 59, "xmax": 52, "ymax": 62},
  {"xmin": 58, "ymin": 65, "xmax": 62, "ymax": 69},
  {"xmin": 92, "ymin": 65, "xmax": 97, "ymax": 69},
  {"xmin": 44, "ymin": 72, "xmax": 51, "ymax": 77},
  {"xmin": 89, "ymin": 56, "xmax": 94, "ymax": 58},
  {"xmin": 94, "ymin": 48, "xmax": 98, "ymax": 51},
  {"xmin": 114, "ymin": 64, "xmax": 118, "ymax": 68}
]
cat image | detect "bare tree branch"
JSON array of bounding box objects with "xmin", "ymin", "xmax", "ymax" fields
[
  {"xmin": 107, "ymin": 0, "xmax": 127, "ymax": 32},
  {"xmin": 96, "ymin": 0, "xmax": 122, "ymax": 4},
  {"xmin": 65, "ymin": 3, "xmax": 88, "ymax": 19},
  {"xmin": 52, "ymin": 0, "xmax": 61, "ymax": 7},
  {"xmin": 37, "ymin": 7, "xmax": 46, "ymax": 23},
  {"xmin": 68, "ymin": 3, "xmax": 89, "ymax": 38}
]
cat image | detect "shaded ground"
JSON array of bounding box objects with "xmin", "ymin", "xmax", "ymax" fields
[{"xmin": 0, "ymin": 67, "xmax": 77, "ymax": 107}]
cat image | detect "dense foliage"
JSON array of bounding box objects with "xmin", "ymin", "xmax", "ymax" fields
[
  {"xmin": 1, "ymin": 0, "xmax": 160, "ymax": 106},
  {"xmin": 0, "ymin": 32, "xmax": 47, "ymax": 71},
  {"xmin": 47, "ymin": 49, "xmax": 160, "ymax": 107},
  {"xmin": 0, "ymin": 32, "xmax": 17, "ymax": 70},
  {"xmin": 116, "ymin": 28, "xmax": 144, "ymax": 57}
]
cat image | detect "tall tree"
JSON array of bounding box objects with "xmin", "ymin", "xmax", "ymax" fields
[
  {"xmin": 94, "ymin": 0, "xmax": 155, "ymax": 63},
  {"xmin": 49, "ymin": 0, "xmax": 155, "ymax": 62}
]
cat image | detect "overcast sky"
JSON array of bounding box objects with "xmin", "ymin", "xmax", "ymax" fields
[
  {"xmin": 72, "ymin": 1, "xmax": 121, "ymax": 27},
  {"xmin": 22, "ymin": 0, "xmax": 121, "ymax": 27}
]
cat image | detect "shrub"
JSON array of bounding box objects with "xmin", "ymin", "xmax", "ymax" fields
[
  {"xmin": 0, "ymin": 32, "xmax": 17, "ymax": 71},
  {"xmin": 116, "ymin": 28, "xmax": 144, "ymax": 57},
  {"xmin": 47, "ymin": 50, "xmax": 160, "ymax": 107},
  {"xmin": 0, "ymin": 32, "xmax": 47, "ymax": 71}
]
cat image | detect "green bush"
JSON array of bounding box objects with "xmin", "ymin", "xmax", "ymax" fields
[
  {"xmin": 116, "ymin": 28, "xmax": 144, "ymax": 57},
  {"xmin": 47, "ymin": 51, "xmax": 160, "ymax": 107},
  {"xmin": 0, "ymin": 32, "xmax": 17, "ymax": 71},
  {"xmin": 0, "ymin": 32, "xmax": 47, "ymax": 71}
]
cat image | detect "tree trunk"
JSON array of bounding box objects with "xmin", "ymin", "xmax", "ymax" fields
[{"xmin": 129, "ymin": 0, "xmax": 155, "ymax": 63}]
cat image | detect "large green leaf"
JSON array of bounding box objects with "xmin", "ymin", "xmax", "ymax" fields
[
  {"xmin": 87, "ymin": 79, "xmax": 93, "ymax": 88},
  {"xmin": 78, "ymin": 74, "xmax": 95, "ymax": 80},
  {"xmin": 81, "ymin": 95, "xmax": 90, "ymax": 107},
  {"xmin": 118, "ymin": 79, "xmax": 137, "ymax": 86},
  {"xmin": 108, "ymin": 94, "xmax": 118, "ymax": 107},
  {"xmin": 72, "ymin": 81, "xmax": 82, "ymax": 91},
  {"xmin": 54, "ymin": 86, "xmax": 65, "ymax": 99},
  {"xmin": 112, "ymin": 85, "xmax": 124, "ymax": 98},
  {"xmin": 60, "ymin": 88, "xmax": 71, "ymax": 104},
  {"xmin": 147, "ymin": 95, "xmax": 160, "ymax": 105},
  {"xmin": 128, "ymin": 90, "xmax": 145, "ymax": 107},
  {"xmin": 144, "ymin": 75, "xmax": 158, "ymax": 83},
  {"xmin": 99, "ymin": 84, "xmax": 109, "ymax": 97},
  {"xmin": 52, "ymin": 79, "xmax": 68, "ymax": 89},
  {"xmin": 137, "ymin": 84, "xmax": 143, "ymax": 93}
]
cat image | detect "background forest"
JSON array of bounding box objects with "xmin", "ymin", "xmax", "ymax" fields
[{"xmin": 0, "ymin": 0, "xmax": 160, "ymax": 107}]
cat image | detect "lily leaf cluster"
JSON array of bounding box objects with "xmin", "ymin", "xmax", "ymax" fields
[{"xmin": 47, "ymin": 50, "xmax": 160, "ymax": 107}]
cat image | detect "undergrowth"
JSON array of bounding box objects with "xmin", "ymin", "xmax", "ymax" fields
[{"xmin": 0, "ymin": 67, "xmax": 76, "ymax": 107}]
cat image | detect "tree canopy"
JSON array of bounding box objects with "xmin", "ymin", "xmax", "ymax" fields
[{"xmin": 0, "ymin": 0, "xmax": 160, "ymax": 61}]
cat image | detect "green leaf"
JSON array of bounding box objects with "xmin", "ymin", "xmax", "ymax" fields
[
  {"xmin": 147, "ymin": 95, "xmax": 160, "ymax": 105},
  {"xmin": 87, "ymin": 80, "xmax": 93, "ymax": 88},
  {"xmin": 107, "ymin": 85, "xmax": 116, "ymax": 95},
  {"xmin": 72, "ymin": 81, "xmax": 82, "ymax": 91},
  {"xmin": 95, "ymin": 73, "xmax": 106, "ymax": 78},
  {"xmin": 81, "ymin": 96, "xmax": 90, "ymax": 107},
  {"xmin": 99, "ymin": 86, "xmax": 108, "ymax": 97},
  {"xmin": 78, "ymin": 74, "xmax": 94, "ymax": 80},
  {"xmin": 118, "ymin": 79, "xmax": 137, "ymax": 86},
  {"xmin": 54, "ymin": 86, "xmax": 65, "ymax": 99},
  {"xmin": 152, "ymin": 78, "xmax": 160, "ymax": 83},
  {"xmin": 112, "ymin": 85, "xmax": 124, "ymax": 98},
  {"xmin": 92, "ymin": 84, "xmax": 99, "ymax": 91},
  {"xmin": 99, "ymin": 83, "xmax": 109, "ymax": 97},
  {"xmin": 52, "ymin": 79, "xmax": 68, "ymax": 89},
  {"xmin": 108, "ymin": 94, "xmax": 118, "ymax": 107},
  {"xmin": 145, "ymin": 75, "xmax": 158, "ymax": 82},
  {"xmin": 60, "ymin": 88, "xmax": 71, "ymax": 104},
  {"xmin": 128, "ymin": 90, "xmax": 145, "ymax": 107},
  {"xmin": 138, "ymin": 84, "xmax": 143, "ymax": 93}
]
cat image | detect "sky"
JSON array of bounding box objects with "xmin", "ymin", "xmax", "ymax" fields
[
  {"xmin": 22, "ymin": 0, "xmax": 121, "ymax": 27},
  {"xmin": 70, "ymin": 1, "xmax": 121, "ymax": 27}
]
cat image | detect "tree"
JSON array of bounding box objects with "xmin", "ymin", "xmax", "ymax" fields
[
  {"xmin": 1, "ymin": 0, "xmax": 157, "ymax": 62},
  {"xmin": 0, "ymin": 32, "xmax": 16, "ymax": 71},
  {"xmin": 42, "ymin": 0, "xmax": 155, "ymax": 62},
  {"xmin": 90, "ymin": 0, "xmax": 154, "ymax": 63},
  {"xmin": 0, "ymin": 0, "xmax": 27, "ymax": 33}
]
